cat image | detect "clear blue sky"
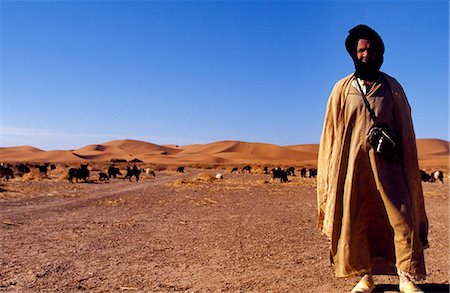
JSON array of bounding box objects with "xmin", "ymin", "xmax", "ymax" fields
[{"xmin": 1, "ymin": 0, "xmax": 448, "ymax": 150}]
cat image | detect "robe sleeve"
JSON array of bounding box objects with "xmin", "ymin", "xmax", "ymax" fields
[{"xmin": 387, "ymin": 75, "xmax": 429, "ymax": 248}]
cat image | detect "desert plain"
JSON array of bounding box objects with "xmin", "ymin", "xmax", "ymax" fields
[{"xmin": 0, "ymin": 138, "xmax": 449, "ymax": 292}]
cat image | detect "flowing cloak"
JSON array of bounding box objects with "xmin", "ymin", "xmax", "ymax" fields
[{"xmin": 317, "ymin": 72, "xmax": 428, "ymax": 278}]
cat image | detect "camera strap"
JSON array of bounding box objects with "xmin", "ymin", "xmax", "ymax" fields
[{"xmin": 354, "ymin": 76, "xmax": 377, "ymax": 123}]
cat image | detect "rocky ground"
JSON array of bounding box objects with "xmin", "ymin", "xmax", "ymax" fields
[{"xmin": 0, "ymin": 168, "xmax": 448, "ymax": 292}]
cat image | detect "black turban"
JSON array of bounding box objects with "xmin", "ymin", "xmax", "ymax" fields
[{"xmin": 345, "ymin": 24, "xmax": 385, "ymax": 81}]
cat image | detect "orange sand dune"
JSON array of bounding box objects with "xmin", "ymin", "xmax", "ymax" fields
[
  {"xmin": 71, "ymin": 140, "xmax": 182, "ymax": 162},
  {"xmin": 182, "ymin": 140, "xmax": 314, "ymax": 158},
  {"xmin": 0, "ymin": 145, "xmax": 44, "ymax": 155},
  {"xmin": 286, "ymin": 144, "xmax": 319, "ymax": 154},
  {"xmin": 416, "ymin": 139, "xmax": 450, "ymax": 170},
  {"xmin": 0, "ymin": 148, "xmax": 86, "ymax": 163},
  {"xmin": 178, "ymin": 140, "xmax": 317, "ymax": 165},
  {"xmin": 73, "ymin": 144, "xmax": 128, "ymax": 161},
  {"xmin": 0, "ymin": 139, "xmax": 448, "ymax": 169},
  {"xmin": 102, "ymin": 139, "xmax": 181, "ymax": 155},
  {"xmin": 416, "ymin": 139, "xmax": 449, "ymax": 156}
]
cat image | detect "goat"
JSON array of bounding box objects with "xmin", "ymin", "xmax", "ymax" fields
[
  {"xmin": 108, "ymin": 166, "xmax": 122, "ymax": 179},
  {"xmin": 0, "ymin": 166, "xmax": 14, "ymax": 181},
  {"xmin": 420, "ymin": 170, "xmax": 431, "ymax": 182},
  {"xmin": 431, "ymin": 170, "xmax": 444, "ymax": 183},
  {"xmin": 16, "ymin": 163, "xmax": 31, "ymax": 174},
  {"xmin": 145, "ymin": 168, "xmax": 156, "ymax": 177},
  {"xmin": 420, "ymin": 170, "xmax": 444, "ymax": 183},
  {"xmin": 271, "ymin": 167, "xmax": 288, "ymax": 183},
  {"xmin": 99, "ymin": 172, "xmax": 109, "ymax": 181},
  {"xmin": 308, "ymin": 168, "xmax": 318, "ymax": 178},
  {"xmin": 286, "ymin": 167, "xmax": 296, "ymax": 176},
  {"xmin": 35, "ymin": 164, "xmax": 48, "ymax": 175},
  {"xmin": 241, "ymin": 165, "xmax": 252, "ymax": 173},
  {"xmin": 123, "ymin": 165, "xmax": 141, "ymax": 182},
  {"xmin": 300, "ymin": 167, "xmax": 307, "ymax": 178},
  {"xmin": 68, "ymin": 164, "xmax": 90, "ymax": 183}
]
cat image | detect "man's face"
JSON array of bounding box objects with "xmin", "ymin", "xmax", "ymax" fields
[{"xmin": 356, "ymin": 39, "xmax": 377, "ymax": 64}]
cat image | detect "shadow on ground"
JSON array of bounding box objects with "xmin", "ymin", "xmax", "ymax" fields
[{"xmin": 374, "ymin": 283, "xmax": 449, "ymax": 292}]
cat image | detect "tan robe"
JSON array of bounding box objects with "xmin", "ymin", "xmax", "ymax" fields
[{"xmin": 317, "ymin": 72, "xmax": 428, "ymax": 278}]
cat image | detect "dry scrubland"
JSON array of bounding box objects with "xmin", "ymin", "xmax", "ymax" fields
[{"xmin": 0, "ymin": 164, "xmax": 448, "ymax": 292}]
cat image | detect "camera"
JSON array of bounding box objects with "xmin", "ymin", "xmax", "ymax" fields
[{"xmin": 366, "ymin": 126, "xmax": 397, "ymax": 159}]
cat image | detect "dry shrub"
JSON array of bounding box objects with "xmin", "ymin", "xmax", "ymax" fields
[
  {"xmin": 169, "ymin": 172, "xmax": 218, "ymax": 187},
  {"xmin": 194, "ymin": 172, "xmax": 216, "ymax": 182},
  {"xmin": 148, "ymin": 165, "xmax": 165, "ymax": 171},
  {"xmin": 289, "ymin": 176, "xmax": 317, "ymax": 188},
  {"xmin": 251, "ymin": 167, "xmax": 265, "ymax": 174},
  {"xmin": 18, "ymin": 169, "xmax": 49, "ymax": 182},
  {"xmin": 46, "ymin": 167, "xmax": 70, "ymax": 181},
  {"xmin": 171, "ymin": 178, "xmax": 189, "ymax": 186}
]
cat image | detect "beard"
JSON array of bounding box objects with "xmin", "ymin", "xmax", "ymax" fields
[{"xmin": 354, "ymin": 59, "xmax": 380, "ymax": 82}]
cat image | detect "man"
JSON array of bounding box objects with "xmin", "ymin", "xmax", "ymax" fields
[{"xmin": 317, "ymin": 24, "xmax": 428, "ymax": 293}]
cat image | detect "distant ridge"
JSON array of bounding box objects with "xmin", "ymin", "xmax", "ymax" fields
[
  {"xmin": 0, "ymin": 145, "xmax": 44, "ymax": 154},
  {"xmin": 0, "ymin": 139, "xmax": 448, "ymax": 169},
  {"xmin": 101, "ymin": 139, "xmax": 181, "ymax": 155}
]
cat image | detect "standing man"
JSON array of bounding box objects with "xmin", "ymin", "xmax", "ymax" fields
[{"xmin": 317, "ymin": 24, "xmax": 428, "ymax": 293}]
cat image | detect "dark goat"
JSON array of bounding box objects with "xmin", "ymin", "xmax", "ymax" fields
[
  {"xmin": 241, "ymin": 165, "xmax": 252, "ymax": 173},
  {"xmin": 286, "ymin": 167, "xmax": 296, "ymax": 176},
  {"xmin": 300, "ymin": 168, "xmax": 307, "ymax": 178},
  {"xmin": 35, "ymin": 164, "xmax": 48, "ymax": 175},
  {"xmin": 420, "ymin": 170, "xmax": 431, "ymax": 182},
  {"xmin": 99, "ymin": 172, "xmax": 109, "ymax": 181},
  {"xmin": 16, "ymin": 163, "xmax": 31, "ymax": 174},
  {"xmin": 108, "ymin": 166, "xmax": 122, "ymax": 179},
  {"xmin": 0, "ymin": 166, "xmax": 14, "ymax": 181},
  {"xmin": 123, "ymin": 165, "xmax": 141, "ymax": 182},
  {"xmin": 271, "ymin": 167, "xmax": 288, "ymax": 183},
  {"xmin": 420, "ymin": 170, "xmax": 444, "ymax": 183},
  {"xmin": 308, "ymin": 168, "xmax": 318, "ymax": 178},
  {"xmin": 431, "ymin": 170, "xmax": 444, "ymax": 183},
  {"xmin": 68, "ymin": 164, "xmax": 90, "ymax": 183},
  {"xmin": 176, "ymin": 166, "xmax": 185, "ymax": 173}
]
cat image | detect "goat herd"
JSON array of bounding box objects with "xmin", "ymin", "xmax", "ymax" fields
[
  {"xmin": 420, "ymin": 169, "xmax": 444, "ymax": 183},
  {"xmin": 0, "ymin": 162, "xmax": 445, "ymax": 185},
  {"xmin": 63, "ymin": 164, "xmax": 154, "ymax": 183},
  {"xmin": 0, "ymin": 162, "xmax": 55, "ymax": 181},
  {"xmin": 230, "ymin": 165, "xmax": 318, "ymax": 183}
]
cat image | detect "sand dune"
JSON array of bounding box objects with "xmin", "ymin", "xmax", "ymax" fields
[
  {"xmin": 0, "ymin": 139, "xmax": 448, "ymax": 169},
  {"xmin": 179, "ymin": 140, "xmax": 317, "ymax": 164},
  {"xmin": 69, "ymin": 140, "xmax": 182, "ymax": 162},
  {"xmin": 286, "ymin": 144, "xmax": 320, "ymax": 154},
  {"xmin": 0, "ymin": 145, "xmax": 44, "ymax": 156},
  {"xmin": 102, "ymin": 139, "xmax": 181, "ymax": 155},
  {"xmin": 417, "ymin": 139, "xmax": 449, "ymax": 156},
  {"xmin": 416, "ymin": 139, "xmax": 450, "ymax": 169}
]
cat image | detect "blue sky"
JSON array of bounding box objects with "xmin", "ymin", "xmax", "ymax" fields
[{"xmin": 1, "ymin": 0, "xmax": 448, "ymax": 150}]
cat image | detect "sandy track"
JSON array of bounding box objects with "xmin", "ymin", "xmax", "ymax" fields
[{"xmin": 0, "ymin": 170, "xmax": 180, "ymax": 219}]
